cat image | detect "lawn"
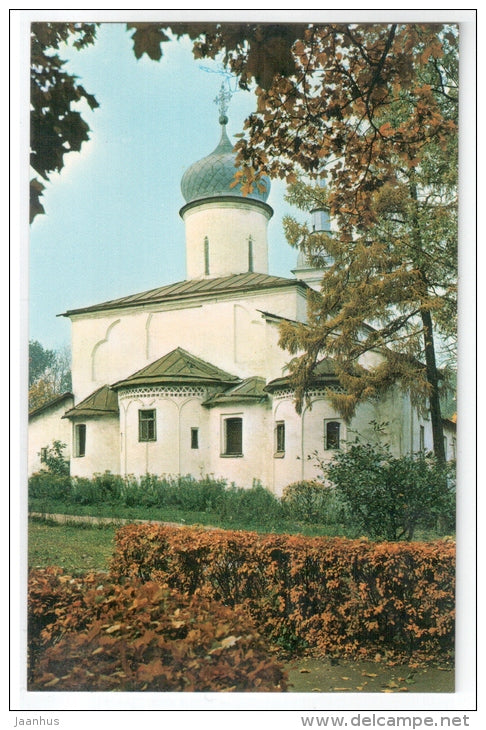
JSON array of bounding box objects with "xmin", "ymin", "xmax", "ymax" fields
[{"xmin": 28, "ymin": 517, "xmax": 117, "ymax": 573}]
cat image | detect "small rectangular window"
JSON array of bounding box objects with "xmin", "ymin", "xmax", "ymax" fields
[
  {"xmin": 40, "ymin": 447, "xmax": 48, "ymax": 463},
  {"xmin": 325, "ymin": 420, "xmax": 341, "ymax": 450},
  {"xmin": 139, "ymin": 409, "xmax": 156, "ymax": 442},
  {"xmin": 419, "ymin": 425, "xmax": 425, "ymax": 454},
  {"xmin": 74, "ymin": 424, "xmax": 86, "ymax": 457},
  {"xmin": 191, "ymin": 427, "xmax": 199, "ymax": 449},
  {"xmin": 275, "ymin": 421, "xmax": 285, "ymax": 455},
  {"xmin": 223, "ymin": 417, "xmax": 243, "ymax": 456}
]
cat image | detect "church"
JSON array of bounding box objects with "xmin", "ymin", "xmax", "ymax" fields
[{"xmin": 28, "ymin": 94, "xmax": 455, "ymax": 496}]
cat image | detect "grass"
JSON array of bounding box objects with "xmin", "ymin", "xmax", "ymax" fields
[
  {"xmin": 28, "ymin": 497, "xmax": 354, "ymax": 538},
  {"xmin": 28, "ymin": 517, "xmax": 117, "ymax": 573}
]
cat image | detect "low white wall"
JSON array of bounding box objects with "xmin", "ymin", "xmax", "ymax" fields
[{"xmin": 28, "ymin": 398, "xmax": 73, "ymax": 475}]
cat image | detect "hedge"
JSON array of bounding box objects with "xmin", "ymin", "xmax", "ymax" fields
[
  {"xmin": 28, "ymin": 567, "xmax": 287, "ymax": 692},
  {"xmin": 110, "ymin": 523, "xmax": 455, "ymax": 664}
]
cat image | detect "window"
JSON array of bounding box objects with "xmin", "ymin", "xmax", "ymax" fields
[
  {"xmin": 419, "ymin": 425, "xmax": 425, "ymax": 454},
  {"xmin": 204, "ymin": 236, "xmax": 210, "ymax": 276},
  {"xmin": 40, "ymin": 447, "xmax": 48, "ymax": 464},
  {"xmin": 191, "ymin": 427, "xmax": 199, "ymax": 449},
  {"xmin": 74, "ymin": 424, "xmax": 86, "ymax": 457},
  {"xmin": 139, "ymin": 409, "xmax": 156, "ymax": 442},
  {"xmin": 275, "ymin": 421, "xmax": 285, "ymax": 456},
  {"xmin": 248, "ymin": 235, "xmax": 254, "ymax": 273},
  {"xmin": 223, "ymin": 417, "xmax": 243, "ymax": 456},
  {"xmin": 325, "ymin": 420, "xmax": 341, "ymax": 450}
]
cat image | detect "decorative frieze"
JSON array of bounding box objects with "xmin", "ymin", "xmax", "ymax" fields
[
  {"xmin": 118, "ymin": 385, "xmax": 206, "ymax": 401},
  {"xmin": 271, "ymin": 385, "xmax": 344, "ymax": 401}
]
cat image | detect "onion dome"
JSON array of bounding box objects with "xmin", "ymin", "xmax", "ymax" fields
[{"xmin": 180, "ymin": 114, "xmax": 271, "ymax": 205}]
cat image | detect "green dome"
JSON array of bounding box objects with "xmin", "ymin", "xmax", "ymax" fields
[{"xmin": 180, "ymin": 119, "xmax": 271, "ymax": 205}]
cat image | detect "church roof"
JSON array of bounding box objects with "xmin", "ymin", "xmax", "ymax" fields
[
  {"xmin": 112, "ymin": 347, "xmax": 240, "ymax": 389},
  {"xmin": 62, "ymin": 273, "xmax": 308, "ymax": 317},
  {"xmin": 29, "ymin": 391, "xmax": 73, "ymax": 419},
  {"xmin": 203, "ymin": 376, "xmax": 268, "ymax": 406},
  {"xmin": 180, "ymin": 119, "xmax": 270, "ymax": 206},
  {"xmin": 265, "ymin": 359, "xmax": 338, "ymax": 392},
  {"xmin": 63, "ymin": 385, "xmax": 118, "ymax": 419}
]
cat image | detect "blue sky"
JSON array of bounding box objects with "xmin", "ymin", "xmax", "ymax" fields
[{"xmin": 28, "ymin": 23, "xmax": 299, "ymax": 351}]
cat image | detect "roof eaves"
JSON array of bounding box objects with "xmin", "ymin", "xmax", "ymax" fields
[
  {"xmin": 60, "ymin": 274, "xmax": 309, "ymax": 318},
  {"xmin": 29, "ymin": 392, "xmax": 73, "ymax": 419}
]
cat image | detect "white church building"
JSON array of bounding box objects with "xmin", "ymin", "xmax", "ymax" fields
[{"xmin": 28, "ymin": 101, "xmax": 455, "ymax": 495}]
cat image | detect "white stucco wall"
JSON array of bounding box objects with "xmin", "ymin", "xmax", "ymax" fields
[
  {"xmin": 206, "ymin": 401, "xmax": 272, "ymax": 489},
  {"xmin": 70, "ymin": 286, "xmax": 308, "ymax": 401},
  {"xmin": 69, "ymin": 415, "xmax": 120, "ymax": 478},
  {"xmin": 28, "ymin": 397, "xmax": 73, "ymax": 475},
  {"xmin": 182, "ymin": 200, "xmax": 272, "ymax": 279},
  {"xmin": 270, "ymin": 388, "xmax": 437, "ymax": 497},
  {"xmin": 118, "ymin": 387, "xmax": 210, "ymax": 478}
]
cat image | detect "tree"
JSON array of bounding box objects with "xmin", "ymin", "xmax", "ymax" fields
[
  {"xmin": 30, "ymin": 22, "xmax": 99, "ymax": 222},
  {"xmin": 28, "ymin": 339, "xmax": 55, "ymax": 386},
  {"xmin": 29, "ymin": 340, "xmax": 72, "ymax": 410},
  {"xmin": 275, "ymin": 27, "xmax": 457, "ymax": 462}
]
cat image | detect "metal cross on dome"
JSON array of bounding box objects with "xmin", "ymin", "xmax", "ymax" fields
[{"xmin": 214, "ymin": 81, "xmax": 232, "ymax": 121}]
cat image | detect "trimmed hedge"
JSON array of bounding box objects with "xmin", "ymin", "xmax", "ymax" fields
[
  {"xmin": 110, "ymin": 523, "xmax": 455, "ymax": 664},
  {"xmin": 28, "ymin": 567, "xmax": 287, "ymax": 692}
]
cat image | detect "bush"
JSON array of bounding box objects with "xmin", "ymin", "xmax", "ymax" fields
[
  {"xmin": 28, "ymin": 568, "xmax": 287, "ymax": 692},
  {"xmin": 28, "ymin": 471, "xmax": 72, "ymax": 501},
  {"xmin": 323, "ymin": 443, "xmax": 455, "ymax": 541},
  {"xmin": 281, "ymin": 480, "xmax": 344, "ymax": 523},
  {"xmin": 39, "ymin": 440, "xmax": 70, "ymax": 476},
  {"xmin": 217, "ymin": 483, "xmax": 284, "ymax": 527},
  {"xmin": 110, "ymin": 523, "xmax": 455, "ymax": 664}
]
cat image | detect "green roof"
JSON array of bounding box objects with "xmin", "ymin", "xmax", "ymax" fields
[
  {"xmin": 113, "ymin": 347, "xmax": 240, "ymax": 389},
  {"xmin": 61, "ymin": 273, "xmax": 307, "ymax": 317},
  {"xmin": 265, "ymin": 359, "xmax": 338, "ymax": 392},
  {"xmin": 203, "ymin": 377, "xmax": 268, "ymax": 406},
  {"xmin": 63, "ymin": 385, "xmax": 118, "ymax": 419}
]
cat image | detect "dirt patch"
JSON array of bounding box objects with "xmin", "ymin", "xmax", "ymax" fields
[{"xmin": 286, "ymin": 656, "xmax": 454, "ymax": 693}]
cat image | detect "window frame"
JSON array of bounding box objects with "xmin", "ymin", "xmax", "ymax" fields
[
  {"xmin": 74, "ymin": 423, "xmax": 86, "ymax": 457},
  {"xmin": 274, "ymin": 420, "xmax": 285, "ymax": 457},
  {"xmin": 191, "ymin": 427, "xmax": 199, "ymax": 450},
  {"xmin": 221, "ymin": 415, "xmax": 243, "ymax": 457},
  {"xmin": 324, "ymin": 419, "xmax": 342, "ymax": 450},
  {"xmin": 138, "ymin": 409, "xmax": 157, "ymax": 443},
  {"xmin": 419, "ymin": 424, "xmax": 425, "ymax": 454}
]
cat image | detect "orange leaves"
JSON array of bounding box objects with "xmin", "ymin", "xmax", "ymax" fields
[
  {"xmin": 109, "ymin": 524, "xmax": 455, "ymax": 666},
  {"xmin": 28, "ymin": 568, "xmax": 287, "ymax": 692}
]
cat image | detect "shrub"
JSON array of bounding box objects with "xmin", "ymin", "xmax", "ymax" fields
[
  {"xmin": 39, "ymin": 440, "xmax": 70, "ymax": 476},
  {"xmin": 110, "ymin": 523, "xmax": 455, "ymax": 664},
  {"xmin": 28, "ymin": 471, "xmax": 72, "ymax": 502},
  {"xmin": 323, "ymin": 443, "xmax": 455, "ymax": 541},
  {"xmin": 28, "ymin": 568, "xmax": 287, "ymax": 692},
  {"xmin": 217, "ymin": 483, "xmax": 284, "ymax": 526},
  {"xmin": 281, "ymin": 480, "xmax": 344, "ymax": 523}
]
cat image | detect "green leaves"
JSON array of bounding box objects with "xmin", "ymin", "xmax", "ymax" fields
[{"xmin": 324, "ymin": 443, "xmax": 455, "ymax": 540}]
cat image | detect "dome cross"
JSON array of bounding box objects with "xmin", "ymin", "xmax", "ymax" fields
[{"xmin": 214, "ymin": 82, "xmax": 232, "ymax": 125}]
